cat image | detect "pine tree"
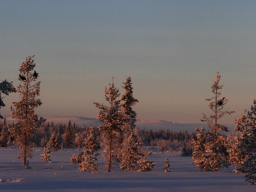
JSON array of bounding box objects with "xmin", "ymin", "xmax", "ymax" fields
[
  {"xmin": 0, "ymin": 79, "xmax": 16, "ymax": 119},
  {"xmin": 94, "ymin": 78, "xmax": 122, "ymax": 172},
  {"xmin": 49, "ymin": 131, "xmax": 62, "ymax": 151},
  {"xmin": 78, "ymin": 127, "xmax": 99, "ymax": 173},
  {"xmin": 233, "ymin": 100, "xmax": 256, "ymax": 184},
  {"xmin": 192, "ymin": 72, "xmax": 234, "ymax": 171},
  {"xmin": 41, "ymin": 144, "xmax": 51, "ymax": 163},
  {"xmin": 64, "ymin": 121, "xmax": 73, "ymax": 148},
  {"xmin": 10, "ymin": 56, "xmax": 44, "ymax": 166},
  {"xmin": 163, "ymin": 158, "xmax": 171, "ymax": 172}
]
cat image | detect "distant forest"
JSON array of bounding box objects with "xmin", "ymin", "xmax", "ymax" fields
[{"xmin": 0, "ymin": 120, "xmax": 193, "ymax": 151}]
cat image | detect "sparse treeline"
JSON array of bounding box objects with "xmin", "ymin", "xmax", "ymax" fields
[{"xmin": 1, "ymin": 56, "xmax": 256, "ymax": 183}]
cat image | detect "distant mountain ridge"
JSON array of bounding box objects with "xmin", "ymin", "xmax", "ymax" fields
[
  {"xmin": 6, "ymin": 116, "xmax": 205, "ymax": 132},
  {"xmin": 44, "ymin": 116, "xmax": 202, "ymax": 132}
]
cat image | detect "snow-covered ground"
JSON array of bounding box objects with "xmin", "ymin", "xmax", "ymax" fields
[{"xmin": 0, "ymin": 147, "xmax": 254, "ymax": 192}]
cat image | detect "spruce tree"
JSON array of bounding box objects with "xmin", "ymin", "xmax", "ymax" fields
[
  {"xmin": 74, "ymin": 130, "xmax": 87, "ymax": 150},
  {"xmin": 228, "ymin": 133, "xmax": 244, "ymax": 173},
  {"xmin": 10, "ymin": 55, "xmax": 44, "ymax": 166},
  {"xmin": 191, "ymin": 127, "xmax": 209, "ymax": 170},
  {"xmin": 119, "ymin": 77, "xmax": 149, "ymax": 172},
  {"xmin": 78, "ymin": 127, "xmax": 99, "ymax": 173},
  {"xmin": 41, "ymin": 144, "xmax": 52, "ymax": 163},
  {"xmin": 121, "ymin": 76, "xmax": 138, "ymax": 133},
  {"xmin": 181, "ymin": 131, "xmax": 193, "ymax": 156},
  {"xmin": 120, "ymin": 128, "xmax": 143, "ymax": 171},
  {"xmin": 192, "ymin": 72, "xmax": 234, "ymax": 171},
  {"xmin": 49, "ymin": 131, "xmax": 62, "ymax": 151},
  {"xmin": 64, "ymin": 121, "xmax": 73, "ymax": 148},
  {"xmin": 0, "ymin": 118, "xmax": 9, "ymax": 147},
  {"xmin": 94, "ymin": 78, "xmax": 122, "ymax": 172},
  {"xmin": 233, "ymin": 100, "xmax": 256, "ymax": 184},
  {"xmin": 137, "ymin": 148, "xmax": 156, "ymax": 172}
]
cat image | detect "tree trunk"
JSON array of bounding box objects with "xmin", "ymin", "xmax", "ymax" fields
[
  {"xmin": 23, "ymin": 131, "xmax": 27, "ymax": 165},
  {"xmin": 23, "ymin": 146, "xmax": 27, "ymax": 165},
  {"xmin": 107, "ymin": 135, "xmax": 112, "ymax": 172}
]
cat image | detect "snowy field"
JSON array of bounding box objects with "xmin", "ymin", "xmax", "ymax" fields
[{"xmin": 0, "ymin": 148, "xmax": 255, "ymax": 192}]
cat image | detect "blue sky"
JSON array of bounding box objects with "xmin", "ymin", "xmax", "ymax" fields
[{"xmin": 1, "ymin": 0, "xmax": 256, "ymax": 123}]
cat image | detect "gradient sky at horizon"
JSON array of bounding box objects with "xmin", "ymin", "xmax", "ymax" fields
[{"xmin": 1, "ymin": 0, "xmax": 256, "ymax": 124}]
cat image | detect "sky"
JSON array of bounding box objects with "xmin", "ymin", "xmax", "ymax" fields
[{"xmin": 1, "ymin": 0, "xmax": 256, "ymax": 124}]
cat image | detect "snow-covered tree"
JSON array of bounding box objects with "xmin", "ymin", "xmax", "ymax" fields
[
  {"xmin": 74, "ymin": 130, "xmax": 87, "ymax": 149},
  {"xmin": 121, "ymin": 76, "xmax": 138, "ymax": 134},
  {"xmin": 0, "ymin": 118, "xmax": 9, "ymax": 147},
  {"xmin": 41, "ymin": 144, "xmax": 51, "ymax": 163},
  {"xmin": 64, "ymin": 121, "xmax": 73, "ymax": 148},
  {"xmin": 38, "ymin": 122, "xmax": 51, "ymax": 147},
  {"xmin": 10, "ymin": 55, "xmax": 44, "ymax": 166},
  {"xmin": 192, "ymin": 72, "xmax": 234, "ymax": 171},
  {"xmin": 227, "ymin": 133, "xmax": 244, "ymax": 173},
  {"xmin": 71, "ymin": 152, "xmax": 83, "ymax": 164},
  {"xmin": 137, "ymin": 148, "xmax": 156, "ymax": 172},
  {"xmin": 119, "ymin": 77, "xmax": 151, "ymax": 172},
  {"xmin": 94, "ymin": 78, "xmax": 122, "ymax": 172},
  {"xmin": 0, "ymin": 79, "xmax": 16, "ymax": 119},
  {"xmin": 120, "ymin": 128, "xmax": 143, "ymax": 171},
  {"xmin": 157, "ymin": 139, "xmax": 171, "ymax": 152},
  {"xmin": 163, "ymin": 158, "xmax": 171, "ymax": 172},
  {"xmin": 48, "ymin": 131, "xmax": 62, "ymax": 151},
  {"xmin": 78, "ymin": 127, "xmax": 99, "ymax": 173},
  {"xmin": 233, "ymin": 100, "xmax": 256, "ymax": 184},
  {"xmin": 181, "ymin": 130, "xmax": 193, "ymax": 156},
  {"xmin": 191, "ymin": 127, "xmax": 209, "ymax": 170}
]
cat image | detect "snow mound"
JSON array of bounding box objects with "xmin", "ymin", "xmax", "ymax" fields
[{"xmin": 0, "ymin": 178, "xmax": 23, "ymax": 183}]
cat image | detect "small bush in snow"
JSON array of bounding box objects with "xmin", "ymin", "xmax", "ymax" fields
[
  {"xmin": 137, "ymin": 149, "xmax": 156, "ymax": 172},
  {"xmin": 163, "ymin": 158, "xmax": 171, "ymax": 172},
  {"xmin": 41, "ymin": 145, "xmax": 51, "ymax": 163}
]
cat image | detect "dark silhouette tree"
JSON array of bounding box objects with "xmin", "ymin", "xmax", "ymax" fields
[
  {"xmin": 0, "ymin": 79, "xmax": 16, "ymax": 119},
  {"xmin": 64, "ymin": 121, "xmax": 73, "ymax": 148}
]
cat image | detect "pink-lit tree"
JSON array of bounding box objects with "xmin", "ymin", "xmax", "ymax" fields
[
  {"xmin": 10, "ymin": 56, "xmax": 44, "ymax": 167},
  {"xmin": 192, "ymin": 72, "xmax": 234, "ymax": 171}
]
